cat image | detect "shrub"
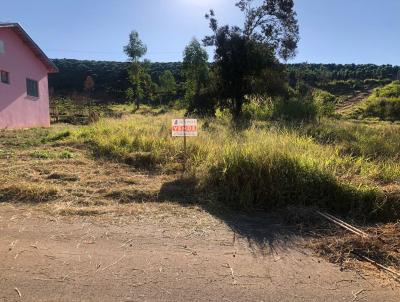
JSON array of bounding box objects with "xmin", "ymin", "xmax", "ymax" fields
[
  {"xmin": 242, "ymin": 96, "xmax": 273, "ymax": 121},
  {"xmin": 364, "ymin": 98, "xmax": 400, "ymax": 121},
  {"xmin": 312, "ymin": 89, "xmax": 336, "ymax": 117},
  {"xmin": 360, "ymin": 81, "xmax": 400, "ymax": 120},
  {"xmin": 373, "ymin": 80, "xmax": 400, "ymax": 98},
  {"xmin": 272, "ymin": 98, "xmax": 318, "ymax": 121}
]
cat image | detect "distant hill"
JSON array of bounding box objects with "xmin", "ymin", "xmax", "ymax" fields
[
  {"xmin": 49, "ymin": 59, "xmax": 183, "ymax": 100},
  {"xmin": 49, "ymin": 58, "xmax": 400, "ymax": 101}
]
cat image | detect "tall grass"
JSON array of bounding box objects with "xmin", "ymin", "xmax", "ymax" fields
[
  {"xmin": 71, "ymin": 112, "xmax": 205, "ymax": 168},
  {"xmin": 301, "ymin": 119, "xmax": 400, "ymax": 160},
  {"xmin": 67, "ymin": 112, "xmax": 400, "ymax": 220}
]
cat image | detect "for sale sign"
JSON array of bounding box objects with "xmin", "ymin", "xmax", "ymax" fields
[{"xmin": 172, "ymin": 119, "xmax": 198, "ymax": 137}]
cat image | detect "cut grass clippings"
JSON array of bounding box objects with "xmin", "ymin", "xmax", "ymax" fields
[{"xmin": 0, "ymin": 184, "xmax": 58, "ymax": 204}]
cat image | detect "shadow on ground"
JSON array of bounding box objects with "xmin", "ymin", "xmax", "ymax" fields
[{"xmin": 158, "ymin": 177, "xmax": 306, "ymax": 256}]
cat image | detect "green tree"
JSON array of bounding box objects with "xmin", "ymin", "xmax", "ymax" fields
[
  {"xmin": 204, "ymin": 0, "xmax": 299, "ymax": 119},
  {"xmin": 312, "ymin": 89, "xmax": 336, "ymax": 118},
  {"xmin": 183, "ymin": 38, "xmax": 209, "ymax": 98},
  {"xmin": 159, "ymin": 70, "xmax": 177, "ymax": 104},
  {"xmin": 84, "ymin": 76, "xmax": 95, "ymax": 123},
  {"xmin": 182, "ymin": 38, "xmax": 211, "ymax": 114},
  {"xmin": 124, "ymin": 31, "xmax": 147, "ymax": 63},
  {"xmin": 124, "ymin": 31, "xmax": 148, "ymax": 109}
]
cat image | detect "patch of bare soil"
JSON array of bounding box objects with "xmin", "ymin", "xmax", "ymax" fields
[
  {"xmin": 337, "ymin": 90, "xmax": 372, "ymax": 113},
  {"xmin": 1, "ymin": 206, "xmax": 399, "ymax": 302}
]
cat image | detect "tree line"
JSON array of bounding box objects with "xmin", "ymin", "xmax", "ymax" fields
[
  {"xmin": 48, "ymin": 0, "xmax": 400, "ymax": 120},
  {"xmin": 49, "ymin": 60, "xmax": 400, "ymax": 99}
]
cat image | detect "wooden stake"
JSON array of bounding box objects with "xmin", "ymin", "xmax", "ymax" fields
[
  {"xmin": 316, "ymin": 211, "xmax": 370, "ymax": 238},
  {"xmin": 355, "ymin": 253, "xmax": 400, "ymax": 280}
]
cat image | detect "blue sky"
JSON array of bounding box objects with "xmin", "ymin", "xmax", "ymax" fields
[{"xmin": 2, "ymin": 0, "xmax": 400, "ymax": 64}]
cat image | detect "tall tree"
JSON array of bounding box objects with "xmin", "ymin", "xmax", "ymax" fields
[
  {"xmin": 124, "ymin": 31, "xmax": 147, "ymax": 63},
  {"xmin": 183, "ymin": 38, "xmax": 209, "ymax": 98},
  {"xmin": 84, "ymin": 76, "xmax": 95, "ymax": 122},
  {"xmin": 203, "ymin": 0, "xmax": 299, "ymax": 119},
  {"xmin": 124, "ymin": 31, "xmax": 148, "ymax": 109},
  {"xmin": 182, "ymin": 38, "xmax": 210, "ymax": 113}
]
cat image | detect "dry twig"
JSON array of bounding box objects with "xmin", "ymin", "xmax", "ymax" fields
[{"xmin": 14, "ymin": 287, "xmax": 21, "ymax": 297}]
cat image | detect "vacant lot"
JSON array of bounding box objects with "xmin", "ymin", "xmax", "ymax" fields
[{"xmin": 0, "ymin": 114, "xmax": 399, "ymax": 301}]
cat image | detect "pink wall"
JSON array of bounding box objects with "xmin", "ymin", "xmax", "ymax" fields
[{"xmin": 0, "ymin": 28, "xmax": 50, "ymax": 129}]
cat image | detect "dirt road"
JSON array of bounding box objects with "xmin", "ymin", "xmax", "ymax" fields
[{"xmin": 0, "ymin": 205, "xmax": 398, "ymax": 302}]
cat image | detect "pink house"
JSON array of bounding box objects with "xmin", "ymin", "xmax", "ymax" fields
[{"xmin": 0, "ymin": 23, "xmax": 58, "ymax": 129}]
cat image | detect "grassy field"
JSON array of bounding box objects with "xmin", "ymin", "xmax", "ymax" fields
[
  {"xmin": 1, "ymin": 107, "xmax": 400, "ymax": 275},
  {"xmin": 3, "ymin": 107, "xmax": 398, "ymax": 221}
]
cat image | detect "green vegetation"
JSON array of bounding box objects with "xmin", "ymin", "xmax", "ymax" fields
[
  {"xmin": 31, "ymin": 150, "xmax": 74, "ymax": 159},
  {"xmin": 302, "ymin": 119, "xmax": 400, "ymax": 160},
  {"xmin": 39, "ymin": 1, "xmax": 400, "ymax": 223},
  {"xmin": 203, "ymin": 3, "xmax": 297, "ymax": 118},
  {"xmin": 347, "ymin": 81, "xmax": 400, "ymax": 121},
  {"xmin": 372, "ymin": 80, "xmax": 400, "ymax": 98},
  {"xmin": 48, "ymin": 60, "xmax": 399, "ymax": 104},
  {"xmin": 312, "ymin": 89, "xmax": 337, "ymax": 117},
  {"xmin": 63, "ymin": 111, "xmax": 400, "ymax": 221},
  {"xmin": 124, "ymin": 31, "xmax": 150, "ymax": 109},
  {"xmin": 159, "ymin": 70, "xmax": 177, "ymax": 104},
  {"xmin": 183, "ymin": 38, "xmax": 211, "ymax": 115},
  {"xmin": 362, "ymin": 81, "xmax": 400, "ymax": 120}
]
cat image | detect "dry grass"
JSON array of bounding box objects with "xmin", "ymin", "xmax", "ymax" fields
[
  {"xmin": 1, "ymin": 113, "xmax": 400, "ymax": 278},
  {"xmin": 0, "ymin": 183, "xmax": 58, "ymax": 203},
  {"xmin": 0, "ymin": 126, "xmax": 209, "ymax": 225},
  {"xmin": 1, "ymin": 113, "xmax": 399, "ymax": 221},
  {"xmin": 309, "ymin": 223, "xmax": 400, "ymax": 281}
]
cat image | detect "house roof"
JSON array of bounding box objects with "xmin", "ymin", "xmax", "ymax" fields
[{"xmin": 0, "ymin": 22, "xmax": 58, "ymax": 73}]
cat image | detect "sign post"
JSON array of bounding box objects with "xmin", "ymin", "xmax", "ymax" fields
[{"xmin": 172, "ymin": 118, "xmax": 198, "ymax": 171}]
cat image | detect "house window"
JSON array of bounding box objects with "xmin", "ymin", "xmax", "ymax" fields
[
  {"xmin": 26, "ymin": 79, "xmax": 39, "ymax": 97},
  {"xmin": 1, "ymin": 70, "xmax": 9, "ymax": 84},
  {"xmin": 0, "ymin": 40, "xmax": 4, "ymax": 54}
]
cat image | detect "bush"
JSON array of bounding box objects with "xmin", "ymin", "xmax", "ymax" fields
[
  {"xmin": 242, "ymin": 96, "xmax": 273, "ymax": 121},
  {"xmin": 360, "ymin": 81, "xmax": 400, "ymax": 121},
  {"xmin": 312, "ymin": 89, "xmax": 336, "ymax": 117},
  {"xmin": 373, "ymin": 80, "xmax": 400, "ymax": 98},
  {"xmin": 186, "ymin": 89, "xmax": 217, "ymax": 117},
  {"xmin": 364, "ymin": 98, "xmax": 400, "ymax": 121},
  {"xmin": 272, "ymin": 98, "xmax": 318, "ymax": 121}
]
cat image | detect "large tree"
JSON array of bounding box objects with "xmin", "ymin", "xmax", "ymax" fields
[
  {"xmin": 124, "ymin": 31, "xmax": 148, "ymax": 109},
  {"xmin": 203, "ymin": 0, "xmax": 299, "ymax": 118},
  {"xmin": 124, "ymin": 31, "xmax": 147, "ymax": 63},
  {"xmin": 183, "ymin": 38, "xmax": 211, "ymax": 114},
  {"xmin": 183, "ymin": 38, "xmax": 209, "ymax": 98}
]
